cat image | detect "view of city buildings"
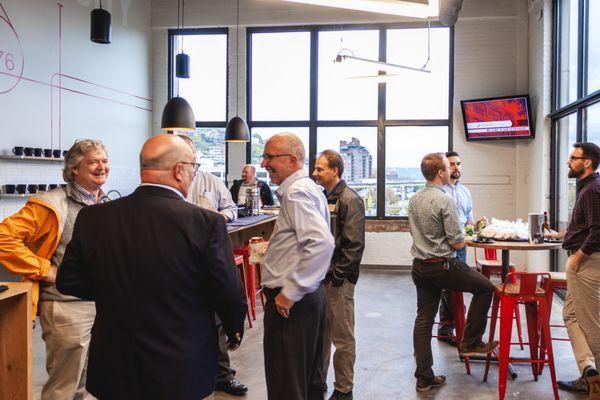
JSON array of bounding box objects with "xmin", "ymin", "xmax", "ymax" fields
[{"xmin": 189, "ymin": 130, "xmax": 430, "ymax": 217}]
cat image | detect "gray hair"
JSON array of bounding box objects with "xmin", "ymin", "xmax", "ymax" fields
[
  {"xmin": 271, "ymin": 132, "xmax": 305, "ymax": 164},
  {"xmin": 63, "ymin": 139, "xmax": 108, "ymax": 182},
  {"xmin": 243, "ymin": 164, "xmax": 256, "ymax": 172}
]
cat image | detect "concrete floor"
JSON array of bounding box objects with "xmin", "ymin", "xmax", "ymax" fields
[{"xmin": 33, "ymin": 270, "xmax": 586, "ymax": 400}]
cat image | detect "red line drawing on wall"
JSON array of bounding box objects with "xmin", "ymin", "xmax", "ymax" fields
[{"xmin": 0, "ymin": 1, "xmax": 152, "ymax": 149}]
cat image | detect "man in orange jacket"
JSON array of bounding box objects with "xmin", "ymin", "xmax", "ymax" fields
[{"xmin": 0, "ymin": 139, "xmax": 109, "ymax": 400}]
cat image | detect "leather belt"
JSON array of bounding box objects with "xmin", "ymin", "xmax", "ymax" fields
[{"xmin": 417, "ymin": 257, "xmax": 449, "ymax": 264}]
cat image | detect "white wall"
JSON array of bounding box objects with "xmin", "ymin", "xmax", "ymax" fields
[
  {"xmin": 151, "ymin": 0, "xmax": 553, "ymax": 268},
  {"xmin": 0, "ymin": 0, "xmax": 152, "ymax": 280}
]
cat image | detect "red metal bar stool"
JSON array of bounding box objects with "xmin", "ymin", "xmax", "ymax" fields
[
  {"xmin": 483, "ymin": 272, "xmax": 559, "ymax": 400},
  {"xmin": 475, "ymin": 248, "xmax": 525, "ymax": 350},
  {"xmin": 234, "ymin": 254, "xmax": 252, "ymax": 328},
  {"xmin": 234, "ymin": 245, "xmax": 266, "ymax": 320},
  {"xmin": 538, "ymin": 272, "xmax": 568, "ymax": 374},
  {"xmin": 433, "ymin": 291, "xmax": 471, "ymax": 374}
]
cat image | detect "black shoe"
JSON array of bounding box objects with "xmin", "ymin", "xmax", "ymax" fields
[
  {"xmin": 329, "ymin": 389, "xmax": 353, "ymax": 400},
  {"xmin": 416, "ymin": 375, "xmax": 446, "ymax": 392},
  {"xmin": 436, "ymin": 332, "xmax": 457, "ymax": 347},
  {"xmin": 215, "ymin": 379, "xmax": 248, "ymax": 396},
  {"xmin": 557, "ymin": 376, "xmax": 588, "ymax": 393},
  {"xmin": 459, "ymin": 340, "xmax": 498, "ymax": 356},
  {"xmin": 584, "ymin": 367, "xmax": 600, "ymax": 399}
]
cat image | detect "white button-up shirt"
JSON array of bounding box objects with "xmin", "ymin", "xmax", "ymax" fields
[
  {"xmin": 262, "ymin": 169, "xmax": 334, "ymax": 302},
  {"xmin": 186, "ymin": 171, "xmax": 238, "ymax": 221}
]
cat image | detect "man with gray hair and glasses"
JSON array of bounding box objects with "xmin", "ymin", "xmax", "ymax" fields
[
  {"xmin": 0, "ymin": 139, "xmax": 109, "ymax": 399},
  {"xmin": 260, "ymin": 132, "xmax": 335, "ymax": 400},
  {"xmin": 408, "ymin": 152, "xmax": 496, "ymax": 393}
]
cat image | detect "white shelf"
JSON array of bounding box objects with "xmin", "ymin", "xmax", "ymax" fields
[
  {"xmin": 0, "ymin": 155, "xmax": 63, "ymax": 163},
  {"xmin": 0, "ymin": 193, "xmax": 33, "ymax": 199}
]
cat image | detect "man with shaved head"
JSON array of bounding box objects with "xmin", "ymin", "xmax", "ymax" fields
[
  {"xmin": 260, "ymin": 133, "xmax": 335, "ymax": 400},
  {"xmin": 56, "ymin": 134, "xmax": 247, "ymax": 400}
]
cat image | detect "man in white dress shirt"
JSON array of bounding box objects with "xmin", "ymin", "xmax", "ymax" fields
[{"xmin": 261, "ymin": 133, "xmax": 335, "ymax": 400}]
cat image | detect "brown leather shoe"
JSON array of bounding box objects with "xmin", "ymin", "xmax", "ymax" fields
[
  {"xmin": 416, "ymin": 375, "xmax": 446, "ymax": 392},
  {"xmin": 585, "ymin": 367, "xmax": 600, "ymax": 400}
]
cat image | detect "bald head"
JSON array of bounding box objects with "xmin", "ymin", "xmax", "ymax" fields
[
  {"xmin": 140, "ymin": 134, "xmax": 192, "ymax": 171},
  {"xmin": 139, "ymin": 134, "xmax": 196, "ymax": 196}
]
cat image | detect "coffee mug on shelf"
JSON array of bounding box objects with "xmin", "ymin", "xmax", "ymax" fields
[
  {"xmin": 27, "ymin": 184, "xmax": 38, "ymax": 194},
  {"xmin": 52, "ymin": 149, "xmax": 61, "ymax": 158},
  {"xmin": 48, "ymin": 184, "xmax": 58, "ymax": 190},
  {"xmin": 43, "ymin": 149, "xmax": 52, "ymax": 157},
  {"xmin": 3, "ymin": 184, "xmax": 16, "ymax": 194},
  {"xmin": 16, "ymin": 184, "xmax": 27, "ymax": 194},
  {"xmin": 37, "ymin": 184, "xmax": 47, "ymax": 191},
  {"xmin": 60, "ymin": 184, "xmax": 67, "ymax": 189},
  {"xmin": 62, "ymin": 150, "xmax": 67, "ymax": 157},
  {"xmin": 24, "ymin": 147, "xmax": 34, "ymax": 156},
  {"xmin": 33, "ymin": 148, "xmax": 43, "ymax": 157},
  {"xmin": 12, "ymin": 146, "xmax": 24, "ymax": 156}
]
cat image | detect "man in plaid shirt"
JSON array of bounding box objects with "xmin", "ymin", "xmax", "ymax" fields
[{"xmin": 546, "ymin": 142, "xmax": 600, "ymax": 398}]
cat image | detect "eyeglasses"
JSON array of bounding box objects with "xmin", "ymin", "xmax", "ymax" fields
[
  {"xmin": 261, "ymin": 153, "xmax": 293, "ymax": 162},
  {"xmin": 568, "ymin": 156, "xmax": 590, "ymax": 162},
  {"xmin": 179, "ymin": 161, "xmax": 201, "ymax": 175}
]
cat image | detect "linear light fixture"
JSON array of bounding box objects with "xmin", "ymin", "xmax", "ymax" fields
[
  {"xmin": 282, "ymin": 0, "xmax": 439, "ymax": 18},
  {"xmin": 335, "ymin": 53, "xmax": 431, "ymax": 74}
]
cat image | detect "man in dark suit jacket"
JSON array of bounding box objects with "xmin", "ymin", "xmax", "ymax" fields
[
  {"xmin": 56, "ymin": 134, "xmax": 247, "ymax": 400},
  {"xmin": 230, "ymin": 164, "xmax": 275, "ymax": 206}
]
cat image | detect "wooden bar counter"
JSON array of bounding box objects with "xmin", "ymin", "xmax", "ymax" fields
[
  {"xmin": 227, "ymin": 214, "xmax": 277, "ymax": 247},
  {"xmin": 0, "ymin": 282, "xmax": 32, "ymax": 400}
]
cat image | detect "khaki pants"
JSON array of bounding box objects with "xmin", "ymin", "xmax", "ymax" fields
[
  {"xmin": 565, "ymin": 252, "xmax": 600, "ymax": 372},
  {"xmin": 39, "ymin": 300, "xmax": 96, "ymax": 400},
  {"xmin": 322, "ymin": 281, "xmax": 356, "ymax": 394}
]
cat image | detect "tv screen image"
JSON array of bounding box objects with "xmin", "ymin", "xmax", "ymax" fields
[{"xmin": 461, "ymin": 95, "xmax": 534, "ymax": 141}]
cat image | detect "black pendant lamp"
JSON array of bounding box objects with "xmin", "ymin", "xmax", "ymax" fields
[
  {"xmin": 175, "ymin": 0, "xmax": 190, "ymax": 78},
  {"xmin": 90, "ymin": 0, "xmax": 111, "ymax": 44},
  {"xmin": 176, "ymin": 53, "xmax": 190, "ymax": 78},
  {"xmin": 161, "ymin": 96, "xmax": 195, "ymax": 132},
  {"xmin": 225, "ymin": 0, "xmax": 249, "ymax": 142}
]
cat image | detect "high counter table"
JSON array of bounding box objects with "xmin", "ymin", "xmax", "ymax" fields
[
  {"xmin": 227, "ymin": 214, "xmax": 277, "ymax": 248},
  {"xmin": 466, "ymin": 239, "xmax": 562, "ymax": 280}
]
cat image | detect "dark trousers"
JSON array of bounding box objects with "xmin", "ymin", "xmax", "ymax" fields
[
  {"xmin": 412, "ymin": 257, "xmax": 493, "ymax": 382},
  {"xmin": 217, "ymin": 329, "xmax": 236, "ymax": 382},
  {"xmin": 438, "ymin": 247, "xmax": 467, "ymax": 332},
  {"xmin": 263, "ymin": 286, "xmax": 326, "ymax": 400},
  {"xmin": 215, "ymin": 315, "xmax": 236, "ymax": 382}
]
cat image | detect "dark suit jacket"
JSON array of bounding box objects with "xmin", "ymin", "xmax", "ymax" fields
[
  {"xmin": 56, "ymin": 185, "xmax": 247, "ymax": 400},
  {"xmin": 229, "ymin": 179, "xmax": 274, "ymax": 206}
]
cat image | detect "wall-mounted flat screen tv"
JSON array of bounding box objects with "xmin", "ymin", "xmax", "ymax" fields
[{"xmin": 461, "ymin": 95, "xmax": 534, "ymax": 141}]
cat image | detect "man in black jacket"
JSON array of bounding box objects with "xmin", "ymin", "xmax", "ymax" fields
[
  {"xmin": 230, "ymin": 164, "xmax": 274, "ymax": 206},
  {"xmin": 56, "ymin": 134, "xmax": 247, "ymax": 400},
  {"xmin": 313, "ymin": 150, "xmax": 366, "ymax": 400}
]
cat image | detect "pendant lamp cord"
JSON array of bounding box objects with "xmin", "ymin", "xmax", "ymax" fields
[
  {"xmin": 235, "ymin": 0, "xmax": 240, "ymax": 116},
  {"xmin": 99, "ymin": 0, "xmax": 103, "ymax": 9}
]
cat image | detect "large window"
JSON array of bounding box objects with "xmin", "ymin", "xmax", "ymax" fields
[
  {"xmin": 169, "ymin": 29, "xmax": 228, "ymax": 180},
  {"xmin": 248, "ymin": 25, "xmax": 452, "ymax": 218},
  {"xmin": 551, "ymin": 0, "xmax": 600, "ymax": 271}
]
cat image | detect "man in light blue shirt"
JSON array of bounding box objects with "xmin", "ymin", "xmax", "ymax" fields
[
  {"xmin": 438, "ymin": 151, "xmax": 476, "ymax": 344},
  {"xmin": 261, "ymin": 133, "xmax": 335, "ymax": 400}
]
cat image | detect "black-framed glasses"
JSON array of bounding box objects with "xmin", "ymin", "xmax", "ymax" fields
[
  {"xmin": 179, "ymin": 161, "xmax": 201, "ymax": 175},
  {"xmin": 261, "ymin": 153, "xmax": 293, "ymax": 162},
  {"xmin": 568, "ymin": 156, "xmax": 590, "ymax": 162}
]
